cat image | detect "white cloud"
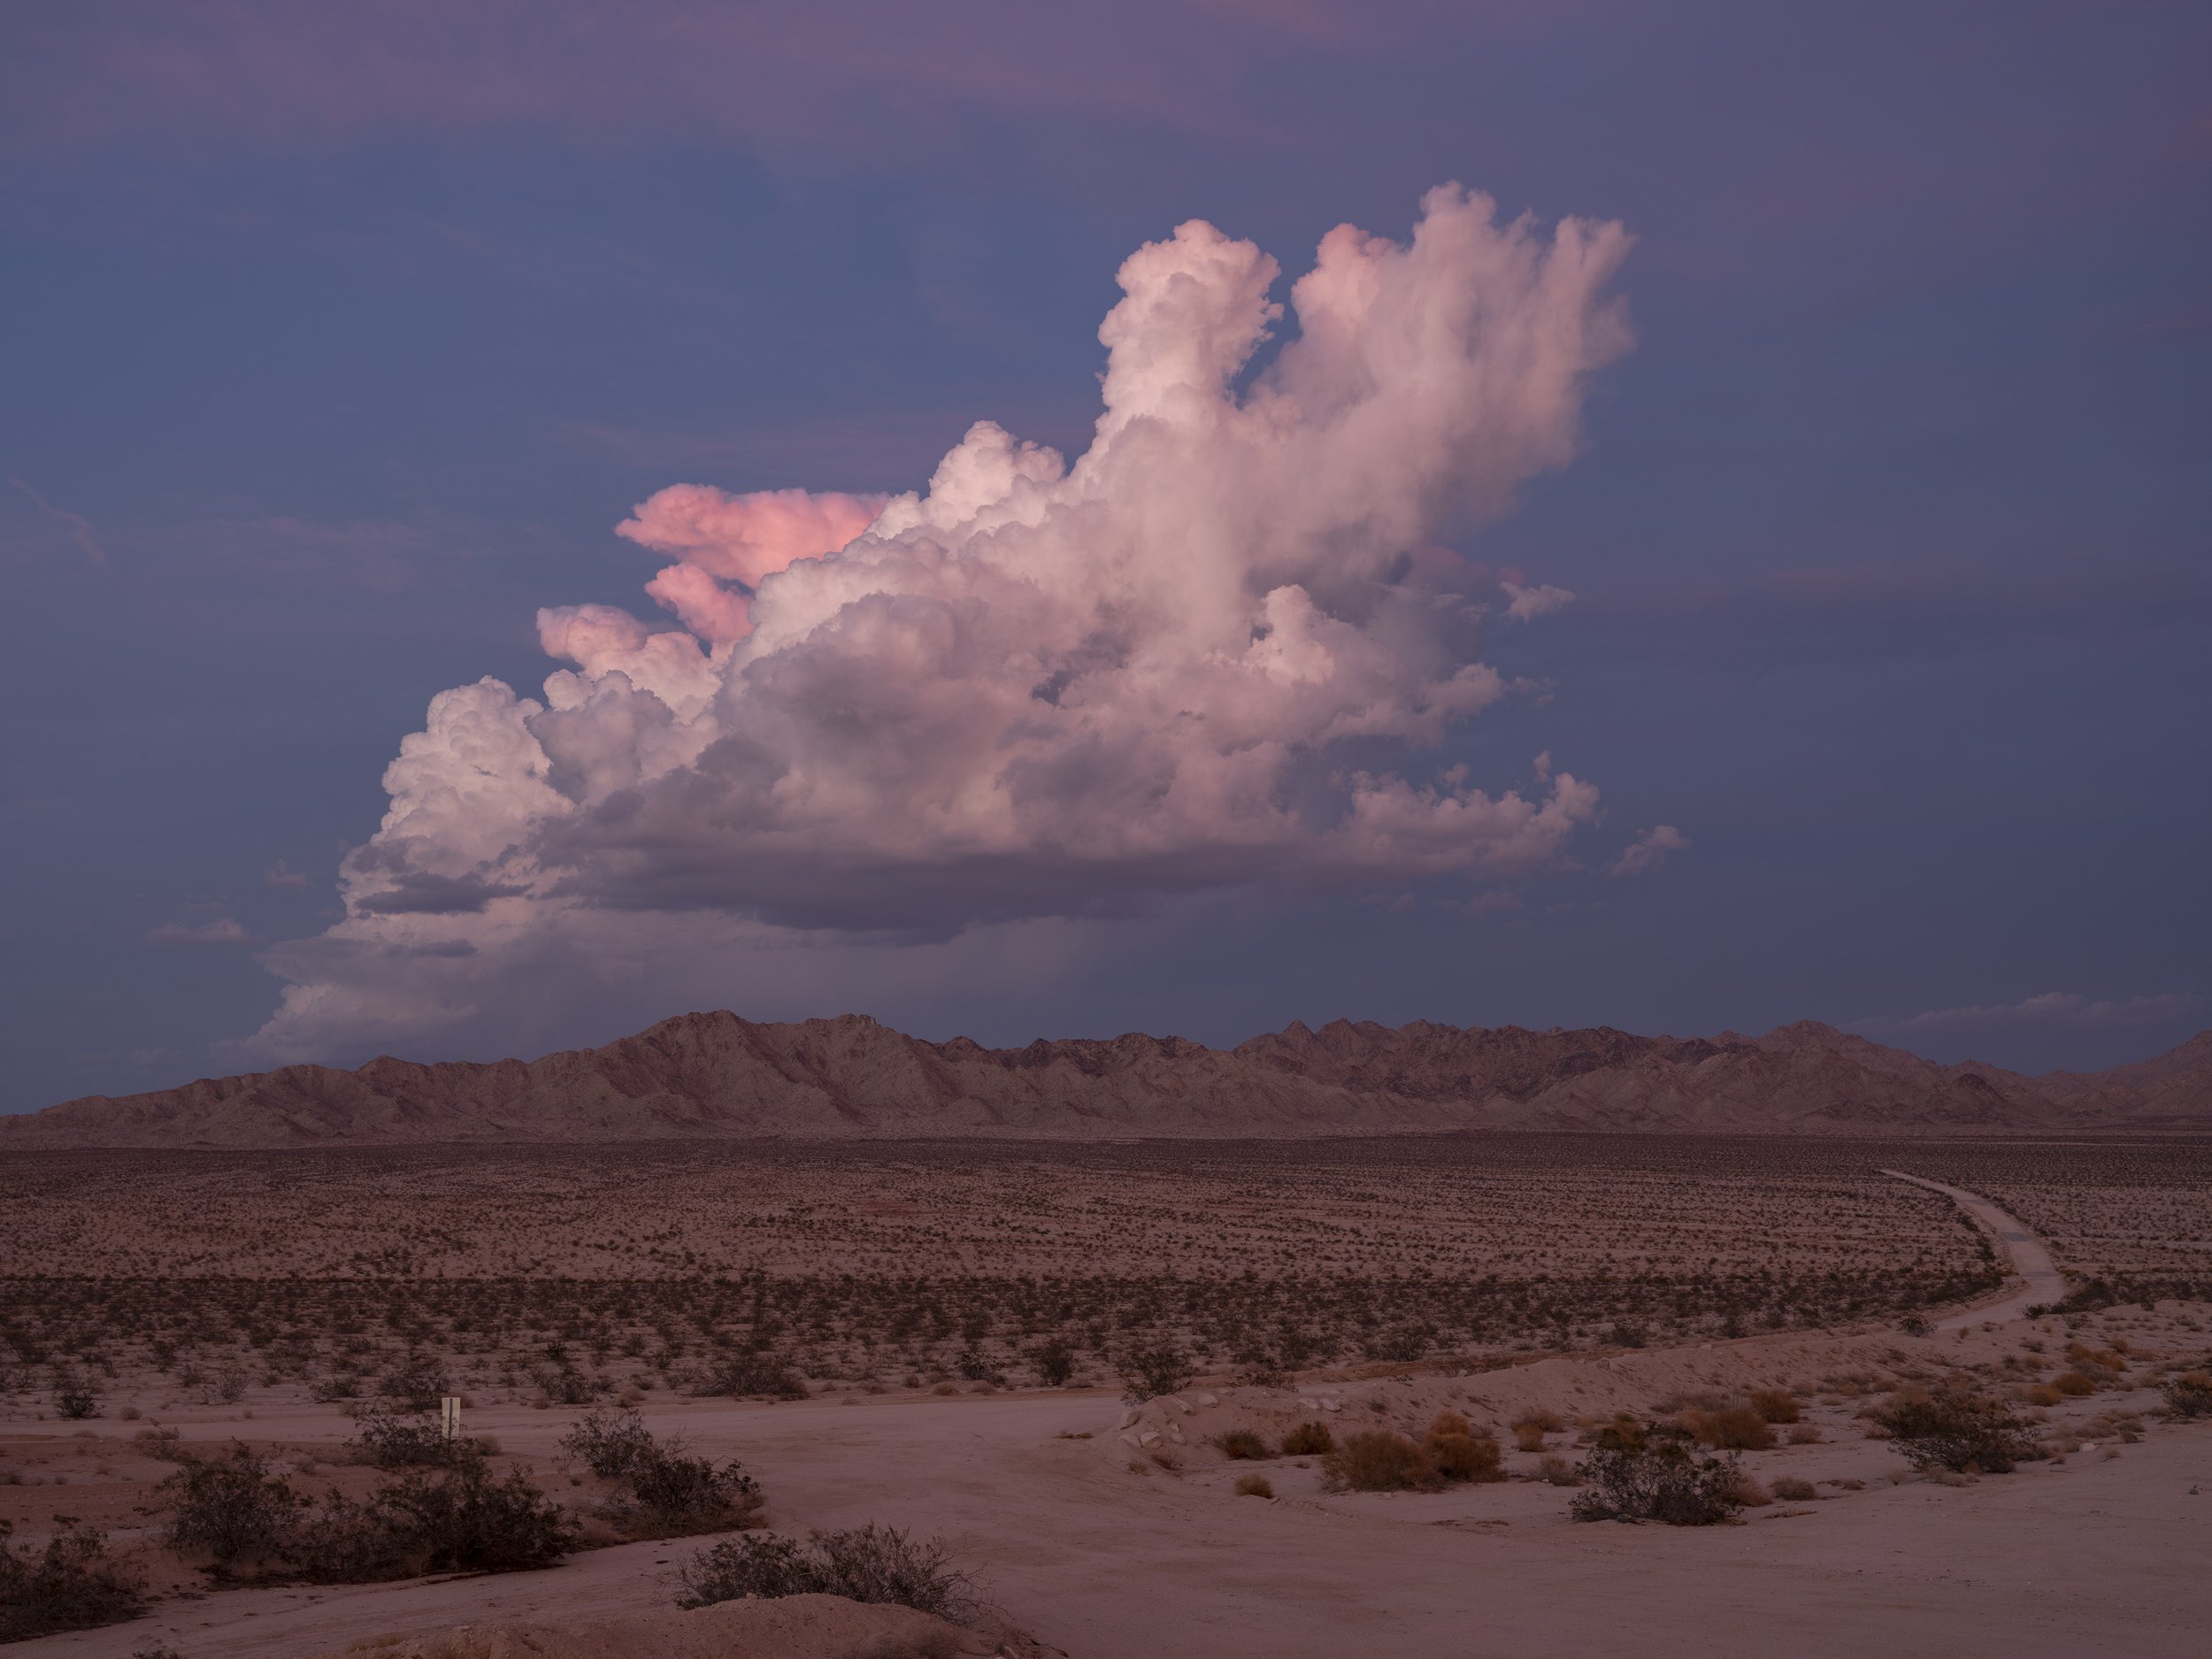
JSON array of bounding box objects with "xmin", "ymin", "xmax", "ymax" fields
[
  {"xmin": 1502, "ymin": 578, "xmax": 1574, "ymax": 621},
  {"xmin": 250, "ymin": 186, "xmax": 1632, "ymax": 1060}
]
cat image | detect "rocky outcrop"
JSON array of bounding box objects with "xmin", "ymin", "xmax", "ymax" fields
[{"xmin": 3, "ymin": 1012, "xmax": 2205, "ymax": 1148}]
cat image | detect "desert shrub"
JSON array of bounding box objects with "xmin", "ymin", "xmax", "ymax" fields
[
  {"xmin": 1511, "ymin": 1422, "xmax": 1546, "ymax": 1453},
  {"xmin": 1684, "ymin": 1407, "xmax": 1776, "ymax": 1451},
  {"xmin": 1569, "ymin": 1422, "xmax": 1746, "ymax": 1525},
  {"xmin": 133, "ymin": 1426, "xmax": 193, "ymax": 1463},
  {"xmin": 380, "ymin": 1355, "xmax": 449, "ymax": 1413},
  {"xmin": 1117, "ymin": 1345, "xmax": 1194, "ymax": 1403},
  {"xmin": 2160, "ymin": 1372, "xmax": 2212, "ymax": 1420},
  {"xmin": 348, "ymin": 1407, "xmax": 465, "ymax": 1470},
  {"xmin": 1900, "ymin": 1314, "xmax": 1932, "ymax": 1337},
  {"xmin": 1233, "ymin": 1474, "xmax": 1274, "ymax": 1498},
  {"xmin": 1785, "ymin": 1424, "xmax": 1824, "ymax": 1445},
  {"xmin": 1873, "ymin": 1388, "xmax": 2036, "ymax": 1474},
  {"xmin": 1534, "ymin": 1454, "xmax": 1580, "ymax": 1486},
  {"xmin": 1748, "ymin": 1388, "xmax": 1800, "ymax": 1424},
  {"xmin": 1424, "ymin": 1412, "xmax": 1503, "ymax": 1483},
  {"xmin": 0, "ymin": 1521, "xmax": 146, "ymax": 1641},
  {"xmin": 304, "ymin": 1462, "xmax": 577, "ymax": 1580},
  {"xmin": 2024, "ymin": 1382, "xmax": 2064, "ymax": 1407},
  {"xmin": 703, "ymin": 1351, "xmax": 807, "ymax": 1401},
  {"xmin": 160, "ymin": 1445, "xmax": 305, "ymax": 1570},
  {"xmin": 678, "ymin": 1525, "xmax": 974, "ymax": 1621},
  {"xmin": 1321, "ymin": 1429, "xmax": 1432, "ymax": 1493},
  {"xmin": 49, "ymin": 1371, "xmax": 100, "ymax": 1421},
  {"xmin": 1214, "ymin": 1430, "xmax": 1271, "ymax": 1461},
  {"xmin": 558, "ymin": 1409, "xmax": 760, "ymax": 1535},
  {"xmin": 557, "ymin": 1408, "xmax": 656, "ymax": 1479},
  {"xmin": 1031, "ymin": 1338, "xmax": 1075, "ymax": 1387},
  {"xmin": 1770, "ymin": 1475, "xmax": 1819, "ymax": 1501},
  {"xmin": 1723, "ymin": 1470, "xmax": 1771, "ymax": 1507},
  {"xmin": 2051, "ymin": 1371, "xmax": 2097, "ymax": 1397},
  {"xmin": 1511, "ymin": 1407, "xmax": 1566, "ymax": 1433},
  {"xmin": 1279, "ymin": 1421, "xmax": 1334, "ymax": 1456}
]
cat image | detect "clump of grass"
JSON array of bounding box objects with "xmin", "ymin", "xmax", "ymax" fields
[
  {"xmin": 1534, "ymin": 1454, "xmax": 1580, "ymax": 1486},
  {"xmin": 1785, "ymin": 1424, "xmax": 1823, "ymax": 1445},
  {"xmin": 1423, "ymin": 1412, "xmax": 1502, "ymax": 1484},
  {"xmin": 2051, "ymin": 1371, "xmax": 2097, "ymax": 1397},
  {"xmin": 678, "ymin": 1525, "xmax": 976, "ymax": 1621},
  {"xmin": 1213, "ymin": 1429, "xmax": 1271, "ymax": 1461},
  {"xmin": 1770, "ymin": 1475, "xmax": 1818, "ymax": 1502},
  {"xmin": 1279, "ymin": 1421, "xmax": 1334, "ymax": 1456},
  {"xmin": 0, "ymin": 1521, "xmax": 146, "ymax": 1640},
  {"xmin": 1748, "ymin": 1388, "xmax": 1800, "ymax": 1424},
  {"xmin": 1321, "ymin": 1430, "xmax": 1431, "ymax": 1493},
  {"xmin": 1683, "ymin": 1406, "xmax": 1776, "ymax": 1451},
  {"xmin": 1233, "ymin": 1473, "xmax": 1274, "ymax": 1498}
]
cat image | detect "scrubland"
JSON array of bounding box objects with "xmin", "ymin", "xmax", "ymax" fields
[{"xmin": 0, "ymin": 1134, "xmax": 2206, "ymax": 1656}]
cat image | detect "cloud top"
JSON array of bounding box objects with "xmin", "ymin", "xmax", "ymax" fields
[{"xmin": 256, "ymin": 186, "xmax": 1632, "ymax": 1058}]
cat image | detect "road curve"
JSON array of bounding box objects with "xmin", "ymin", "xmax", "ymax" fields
[{"xmin": 1882, "ymin": 1169, "xmax": 2068, "ymax": 1328}]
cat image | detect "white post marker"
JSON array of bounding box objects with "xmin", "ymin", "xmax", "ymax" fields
[{"xmin": 441, "ymin": 1395, "xmax": 462, "ymax": 1443}]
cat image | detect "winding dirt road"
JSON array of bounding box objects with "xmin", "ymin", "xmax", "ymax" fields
[{"xmin": 1881, "ymin": 1171, "xmax": 2068, "ymax": 1328}]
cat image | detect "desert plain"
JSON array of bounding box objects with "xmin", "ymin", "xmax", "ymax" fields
[{"xmin": 1, "ymin": 1132, "xmax": 2208, "ymax": 1657}]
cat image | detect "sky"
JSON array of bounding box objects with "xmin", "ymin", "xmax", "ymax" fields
[{"xmin": 3, "ymin": 1, "xmax": 2208, "ymax": 1113}]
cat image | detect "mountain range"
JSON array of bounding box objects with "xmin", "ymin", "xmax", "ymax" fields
[{"xmin": 4, "ymin": 1012, "xmax": 2208, "ymax": 1148}]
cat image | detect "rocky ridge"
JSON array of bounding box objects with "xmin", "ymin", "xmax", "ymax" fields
[{"xmin": 4, "ymin": 1012, "xmax": 2206, "ymax": 1148}]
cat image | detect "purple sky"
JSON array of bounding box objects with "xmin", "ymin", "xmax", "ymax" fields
[{"xmin": 4, "ymin": 2, "xmax": 2208, "ymax": 1111}]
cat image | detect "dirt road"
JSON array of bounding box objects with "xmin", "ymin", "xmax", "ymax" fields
[{"xmin": 1882, "ymin": 1171, "xmax": 2069, "ymax": 1328}]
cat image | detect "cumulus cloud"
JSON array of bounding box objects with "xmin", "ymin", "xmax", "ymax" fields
[
  {"xmin": 1502, "ymin": 578, "xmax": 1574, "ymax": 621},
  {"xmin": 1609, "ymin": 825, "xmax": 1688, "ymax": 877},
  {"xmin": 251, "ymin": 186, "xmax": 1632, "ymax": 1060}
]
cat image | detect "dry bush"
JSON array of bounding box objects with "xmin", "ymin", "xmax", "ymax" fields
[
  {"xmin": 1770, "ymin": 1476, "xmax": 1819, "ymax": 1502},
  {"xmin": 1233, "ymin": 1473, "xmax": 1274, "ymax": 1498},
  {"xmin": 1748, "ymin": 1388, "xmax": 1800, "ymax": 1424},
  {"xmin": 1320, "ymin": 1430, "xmax": 1432, "ymax": 1493},
  {"xmin": 2050, "ymin": 1371, "xmax": 2097, "ymax": 1398},
  {"xmin": 2160, "ymin": 1372, "xmax": 2212, "ymax": 1419},
  {"xmin": 1683, "ymin": 1407, "xmax": 1776, "ymax": 1451},
  {"xmin": 1874, "ymin": 1388, "xmax": 2036, "ymax": 1474},
  {"xmin": 1279, "ymin": 1422, "xmax": 1334, "ymax": 1456},
  {"xmin": 2024, "ymin": 1383, "xmax": 2065, "ymax": 1407},
  {"xmin": 1424, "ymin": 1412, "xmax": 1502, "ymax": 1483},
  {"xmin": 678, "ymin": 1525, "xmax": 976, "ymax": 1622},
  {"xmin": 1534, "ymin": 1454, "xmax": 1580, "ymax": 1486},
  {"xmin": 1569, "ymin": 1422, "xmax": 1747, "ymax": 1526},
  {"xmin": 1784, "ymin": 1424, "xmax": 1823, "ymax": 1445},
  {"xmin": 1723, "ymin": 1470, "xmax": 1772, "ymax": 1507},
  {"xmin": 1213, "ymin": 1430, "xmax": 1271, "ymax": 1461},
  {"xmin": 1512, "ymin": 1407, "xmax": 1566, "ymax": 1432},
  {"xmin": 0, "ymin": 1521, "xmax": 146, "ymax": 1641}
]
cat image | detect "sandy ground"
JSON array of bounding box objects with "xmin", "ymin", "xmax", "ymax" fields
[
  {"xmin": 1885, "ymin": 1170, "xmax": 2067, "ymax": 1328},
  {"xmin": 8, "ymin": 1177, "xmax": 2208, "ymax": 1658}
]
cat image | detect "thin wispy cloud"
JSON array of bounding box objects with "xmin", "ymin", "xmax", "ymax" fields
[{"xmin": 8, "ymin": 477, "xmax": 108, "ymax": 568}]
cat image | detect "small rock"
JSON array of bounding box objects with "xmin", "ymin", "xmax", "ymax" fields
[
  {"xmin": 1173, "ymin": 1399, "xmax": 1194, "ymax": 1416},
  {"xmin": 1118, "ymin": 1409, "xmax": 1139, "ymax": 1429},
  {"xmin": 1166, "ymin": 1422, "xmax": 1184, "ymax": 1444},
  {"xmin": 1140, "ymin": 1431, "xmax": 1161, "ymax": 1448},
  {"xmin": 1198, "ymin": 1392, "xmax": 1219, "ymax": 1407}
]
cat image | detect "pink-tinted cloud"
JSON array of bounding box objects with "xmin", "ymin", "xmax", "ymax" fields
[
  {"xmin": 1609, "ymin": 824, "xmax": 1688, "ymax": 877},
  {"xmin": 253, "ymin": 186, "xmax": 1628, "ymax": 1059},
  {"xmin": 8, "ymin": 478, "xmax": 108, "ymax": 568},
  {"xmin": 1895, "ymin": 990, "xmax": 2201, "ymax": 1031}
]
